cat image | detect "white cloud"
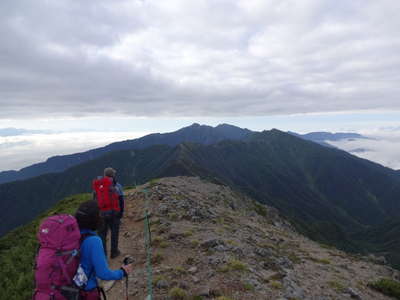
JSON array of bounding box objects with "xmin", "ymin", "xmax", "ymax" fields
[
  {"xmin": 0, "ymin": 131, "xmax": 148, "ymax": 171},
  {"xmin": 329, "ymin": 130, "xmax": 400, "ymax": 170}
]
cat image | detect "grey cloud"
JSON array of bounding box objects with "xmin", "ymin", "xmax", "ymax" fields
[{"xmin": 0, "ymin": 0, "xmax": 399, "ymax": 119}]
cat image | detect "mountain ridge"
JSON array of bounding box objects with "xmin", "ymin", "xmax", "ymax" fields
[{"xmin": 0, "ymin": 123, "xmax": 252, "ymax": 184}]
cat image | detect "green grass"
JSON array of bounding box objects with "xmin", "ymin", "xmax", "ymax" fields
[
  {"xmin": 218, "ymin": 259, "xmax": 248, "ymax": 273},
  {"xmin": 308, "ymin": 256, "xmax": 331, "ymax": 264},
  {"xmin": 152, "ymin": 252, "xmax": 164, "ymax": 264},
  {"xmin": 169, "ymin": 287, "xmax": 187, "ymax": 299},
  {"xmin": 270, "ymin": 280, "xmax": 283, "ymax": 289},
  {"xmin": 228, "ymin": 259, "xmax": 248, "ymax": 271},
  {"xmin": 149, "ymin": 178, "xmax": 160, "ymax": 187},
  {"xmin": 327, "ymin": 280, "xmax": 345, "ymax": 292},
  {"xmin": 254, "ymin": 202, "xmax": 268, "ymax": 217},
  {"xmin": 288, "ymin": 253, "xmax": 302, "ymax": 264},
  {"xmin": 153, "ymin": 275, "xmax": 167, "ymax": 287},
  {"xmin": 369, "ymin": 278, "xmax": 400, "ymax": 299},
  {"xmin": 173, "ymin": 266, "xmax": 186, "ymax": 275},
  {"xmin": 184, "ymin": 229, "xmax": 193, "ymax": 237},
  {"xmin": 0, "ymin": 193, "xmax": 92, "ymax": 300},
  {"xmin": 243, "ymin": 282, "xmax": 255, "ymax": 291}
]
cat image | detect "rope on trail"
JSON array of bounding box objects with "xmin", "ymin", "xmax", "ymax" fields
[{"xmin": 143, "ymin": 188, "xmax": 153, "ymax": 300}]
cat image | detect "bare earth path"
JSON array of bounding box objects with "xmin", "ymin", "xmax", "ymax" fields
[{"xmin": 105, "ymin": 186, "xmax": 149, "ymax": 300}]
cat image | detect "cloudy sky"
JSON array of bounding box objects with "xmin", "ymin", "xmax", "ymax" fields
[{"xmin": 1, "ymin": 0, "xmax": 400, "ymax": 171}]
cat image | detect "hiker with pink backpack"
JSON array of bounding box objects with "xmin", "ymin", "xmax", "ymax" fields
[{"xmin": 33, "ymin": 201, "xmax": 133, "ymax": 299}]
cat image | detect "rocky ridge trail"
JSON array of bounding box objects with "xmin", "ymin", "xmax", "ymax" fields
[{"xmin": 105, "ymin": 176, "xmax": 397, "ymax": 300}]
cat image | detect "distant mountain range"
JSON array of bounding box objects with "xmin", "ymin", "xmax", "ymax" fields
[
  {"xmin": 288, "ymin": 131, "xmax": 369, "ymax": 148},
  {"xmin": 0, "ymin": 124, "xmax": 368, "ymax": 184}
]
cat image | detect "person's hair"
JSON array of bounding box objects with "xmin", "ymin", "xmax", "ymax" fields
[
  {"xmin": 104, "ymin": 167, "xmax": 116, "ymax": 178},
  {"xmin": 75, "ymin": 201, "xmax": 101, "ymax": 231}
]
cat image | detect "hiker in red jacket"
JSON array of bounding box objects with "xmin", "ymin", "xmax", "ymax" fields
[{"xmin": 93, "ymin": 167, "xmax": 122, "ymax": 258}]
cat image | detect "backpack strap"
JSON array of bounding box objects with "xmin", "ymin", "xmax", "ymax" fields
[
  {"xmin": 55, "ymin": 248, "xmax": 80, "ymax": 283},
  {"xmin": 57, "ymin": 255, "xmax": 73, "ymax": 284}
]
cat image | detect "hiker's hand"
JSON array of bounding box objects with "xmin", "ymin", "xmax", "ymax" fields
[{"xmin": 121, "ymin": 263, "xmax": 133, "ymax": 275}]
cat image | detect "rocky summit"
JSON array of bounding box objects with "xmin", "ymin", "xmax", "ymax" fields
[{"xmin": 106, "ymin": 177, "xmax": 398, "ymax": 300}]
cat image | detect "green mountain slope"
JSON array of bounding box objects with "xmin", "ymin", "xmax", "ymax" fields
[{"xmin": 353, "ymin": 218, "xmax": 400, "ymax": 269}]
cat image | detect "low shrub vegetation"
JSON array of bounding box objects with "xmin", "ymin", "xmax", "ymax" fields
[
  {"xmin": 369, "ymin": 278, "xmax": 400, "ymax": 299},
  {"xmin": 169, "ymin": 287, "xmax": 187, "ymax": 299}
]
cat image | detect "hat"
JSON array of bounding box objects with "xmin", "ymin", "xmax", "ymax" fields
[{"xmin": 104, "ymin": 167, "xmax": 116, "ymax": 177}]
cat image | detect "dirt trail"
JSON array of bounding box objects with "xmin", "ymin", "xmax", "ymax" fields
[{"xmin": 105, "ymin": 186, "xmax": 149, "ymax": 300}]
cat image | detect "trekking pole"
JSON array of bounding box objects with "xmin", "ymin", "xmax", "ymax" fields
[{"xmin": 123, "ymin": 256, "xmax": 134, "ymax": 300}]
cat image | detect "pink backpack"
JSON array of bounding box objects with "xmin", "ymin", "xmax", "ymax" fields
[{"xmin": 33, "ymin": 214, "xmax": 81, "ymax": 300}]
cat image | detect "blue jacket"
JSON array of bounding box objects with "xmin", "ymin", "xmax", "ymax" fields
[{"xmin": 80, "ymin": 229, "xmax": 124, "ymax": 290}]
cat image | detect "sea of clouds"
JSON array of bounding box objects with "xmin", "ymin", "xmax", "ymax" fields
[
  {"xmin": 0, "ymin": 131, "xmax": 148, "ymax": 171},
  {"xmin": 329, "ymin": 129, "xmax": 400, "ymax": 170}
]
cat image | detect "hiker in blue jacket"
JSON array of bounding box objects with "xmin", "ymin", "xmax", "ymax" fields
[{"xmin": 75, "ymin": 201, "xmax": 133, "ymax": 299}]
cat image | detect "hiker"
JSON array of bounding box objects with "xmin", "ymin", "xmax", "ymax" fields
[
  {"xmin": 115, "ymin": 179, "xmax": 125, "ymax": 219},
  {"xmin": 93, "ymin": 167, "xmax": 123, "ymax": 258},
  {"xmin": 75, "ymin": 200, "xmax": 133, "ymax": 299}
]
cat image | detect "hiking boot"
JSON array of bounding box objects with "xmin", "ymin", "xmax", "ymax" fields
[{"xmin": 110, "ymin": 249, "xmax": 121, "ymax": 259}]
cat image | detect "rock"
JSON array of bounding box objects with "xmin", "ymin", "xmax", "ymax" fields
[
  {"xmin": 208, "ymin": 256, "xmax": 223, "ymax": 265},
  {"xmin": 188, "ymin": 266, "xmax": 198, "ymax": 274},
  {"xmin": 156, "ymin": 280, "xmax": 169, "ymax": 289},
  {"xmin": 128, "ymin": 289, "xmax": 139, "ymax": 296},
  {"xmin": 201, "ymin": 238, "xmax": 225, "ymax": 249},
  {"xmin": 254, "ymin": 247, "xmax": 272, "ymax": 257},
  {"xmin": 193, "ymin": 286, "xmax": 210, "ymax": 297},
  {"xmin": 247, "ymin": 278, "xmax": 262, "ymax": 290},
  {"xmin": 283, "ymin": 276, "xmax": 305, "ymax": 299},
  {"xmin": 167, "ymin": 232, "xmax": 185, "ymax": 240},
  {"xmin": 192, "ymin": 276, "xmax": 200, "ymax": 283},
  {"xmin": 367, "ymin": 254, "xmax": 387, "ymax": 265},
  {"xmin": 207, "ymin": 270, "xmax": 216, "ymax": 278},
  {"xmin": 191, "ymin": 216, "xmax": 201, "ymax": 222},
  {"xmin": 346, "ymin": 287, "xmax": 362, "ymax": 299},
  {"xmin": 232, "ymin": 247, "xmax": 244, "ymax": 257},
  {"xmin": 215, "ymin": 245, "xmax": 229, "ymax": 252},
  {"xmin": 178, "ymin": 281, "xmax": 189, "ymax": 289},
  {"xmin": 209, "ymin": 288, "xmax": 222, "ymax": 297},
  {"xmin": 277, "ymin": 257, "xmax": 293, "ymax": 269},
  {"xmin": 158, "ymin": 204, "xmax": 169, "ymax": 215},
  {"xmin": 185, "ymin": 207, "xmax": 215, "ymax": 221}
]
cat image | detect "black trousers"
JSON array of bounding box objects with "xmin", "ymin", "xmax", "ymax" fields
[{"xmin": 98, "ymin": 211, "xmax": 120, "ymax": 256}]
